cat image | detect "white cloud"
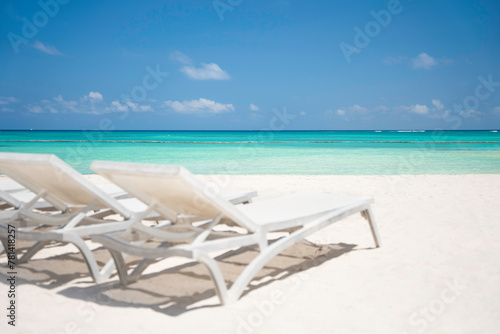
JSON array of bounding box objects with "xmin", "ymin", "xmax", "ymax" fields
[
  {"xmin": 26, "ymin": 105, "xmax": 44, "ymax": 113},
  {"xmin": 385, "ymin": 53, "xmax": 450, "ymax": 69},
  {"xmin": 15, "ymin": 92, "xmax": 153, "ymax": 115},
  {"xmin": 88, "ymin": 91, "xmax": 103, "ymax": 101},
  {"xmin": 494, "ymin": 106, "xmax": 500, "ymax": 114},
  {"xmin": 299, "ymin": 111, "xmax": 306, "ymax": 116},
  {"xmin": 412, "ymin": 53, "xmax": 437, "ymax": 69},
  {"xmin": 410, "ymin": 104, "xmax": 430, "ymax": 114},
  {"xmin": 432, "ymin": 99, "xmax": 444, "ymax": 110},
  {"xmin": 460, "ymin": 110, "xmax": 482, "ymax": 118},
  {"xmin": 170, "ymin": 51, "xmax": 192, "ymax": 64},
  {"xmin": 2, "ymin": 107, "xmax": 14, "ymax": 112},
  {"xmin": 326, "ymin": 105, "xmax": 368, "ymax": 118},
  {"xmin": 53, "ymin": 95, "xmax": 78, "ymax": 113},
  {"xmin": 180, "ymin": 63, "xmax": 230, "ymax": 80},
  {"xmin": 124, "ymin": 101, "xmax": 152, "ymax": 112},
  {"xmin": 250, "ymin": 113, "xmax": 265, "ymax": 120},
  {"xmin": 0, "ymin": 97, "xmax": 18, "ymax": 105},
  {"xmin": 165, "ymin": 98, "xmax": 234, "ymax": 114},
  {"xmin": 349, "ymin": 104, "xmax": 368, "ymax": 113},
  {"xmin": 33, "ymin": 41, "xmax": 63, "ymax": 56},
  {"xmin": 249, "ymin": 104, "xmax": 260, "ymax": 111},
  {"xmin": 41, "ymin": 99, "xmax": 59, "ymax": 113},
  {"xmin": 109, "ymin": 100, "xmax": 152, "ymax": 113},
  {"xmin": 375, "ymin": 105, "xmax": 388, "ymax": 111},
  {"xmin": 13, "ymin": 91, "xmax": 157, "ymax": 115},
  {"xmin": 397, "ymin": 102, "xmax": 447, "ymax": 117},
  {"xmin": 383, "ymin": 56, "xmax": 406, "ymax": 65},
  {"xmin": 126, "ymin": 101, "xmax": 139, "ymax": 111},
  {"xmin": 111, "ymin": 101, "xmax": 128, "ymax": 112}
]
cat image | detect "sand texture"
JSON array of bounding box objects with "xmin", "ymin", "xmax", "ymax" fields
[{"xmin": 1, "ymin": 174, "xmax": 499, "ymax": 334}]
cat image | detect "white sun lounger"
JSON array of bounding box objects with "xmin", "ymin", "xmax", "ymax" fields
[
  {"xmin": 0, "ymin": 153, "xmax": 256, "ymax": 282},
  {"xmin": 0, "ymin": 153, "xmax": 140, "ymax": 282},
  {"xmin": 90, "ymin": 161, "xmax": 381, "ymax": 305}
]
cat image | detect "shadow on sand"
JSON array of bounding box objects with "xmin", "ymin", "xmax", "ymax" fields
[{"xmin": 0, "ymin": 239, "xmax": 371, "ymax": 316}]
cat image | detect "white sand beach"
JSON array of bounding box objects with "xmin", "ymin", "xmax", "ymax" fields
[{"xmin": 1, "ymin": 174, "xmax": 500, "ymax": 334}]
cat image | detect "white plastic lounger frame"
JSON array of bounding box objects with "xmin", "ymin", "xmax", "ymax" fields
[
  {"xmin": 0, "ymin": 180, "xmax": 54, "ymax": 213},
  {"xmin": 0, "ymin": 189, "xmax": 21, "ymax": 211},
  {"xmin": 0, "ymin": 153, "xmax": 257, "ymax": 282},
  {"xmin": 0, "ymin": 152, "xmax": 138, "ymax": 282},
  {"xmin": 90, "ymin": 161, "xmax": 381, "ymax": 305}
]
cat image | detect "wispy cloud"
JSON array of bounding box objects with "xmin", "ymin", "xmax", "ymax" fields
[
  {"xmin": 460, "ymin": 109, "xmax": 482, "ymax": 117},
  {"xmin": 375, "ymin": 106, "xmax": 389, "ymax": 111},
  {"xmin": 438, "ymin": 107, "xmax": 481, "ymax": 119},
  {"xmin": 180, "ymin": 63, "xmax": 230, "ymax": 80},
  {"xmin": 326, "ymin": 104, "xmax": 380, "ymax": 118},
  {"xmin": 432, "ymin": 99, "xmax": 444, "ymax": 110},
  {"xmin": 249, "ymin": 103, "xmax": 260, "ymax": 111},
  {"xmin": 88, "ymin": 91, "xmax": 103, "ymax": 101},
  {"xmin": 32, "ymin": 41, "xmax": 63, "ymax": 56},
  {"xmin": 124, "ymin": 101, "xmax": 151, "ymax": 112},
  {"xmin": 494, "ymin": 106, "xmax": 500, "ymax": 114},
  {"xmin": 411, "ymin": 53, "xmax": 437, "ymax": 69},
  {"xmin": 170, "ymin": 51, "xmax": 192, "ymax": 64},
  {"xmin": 383, "ymin": 56, "xmax": 407, "ymax": 65},
  {"xmin": 410, "ymin": 104, "xmax": 430, "ymax": 114},
  {"xmin": 349, "ymin": 104, "xmax": 368, "ymax": 113},
  {"xmin": 81, "ymin": 91, "xmax": 104, "ymax": 103},
  {"xmin": 384, "ymin": 53, "xmax": 449, "ymax": 70},
  {"xmin": 20, "ymin": 92, "xmax": 152, "ymax": 115},
  {"xmin": 396, "ymin": 100, "xmax": 450, "ymax": 118},
  {"xmin": 164, "ymin": 98, "xmax": 234, "ymax": 114},
  {"xmin": 25, "ymin": 105, "xmax": 44, "ymax": 113},
  {"xmin": 53, "ymin": 95, "xmax": 78, "ymax": 113},
  {"xmin": 111, "ymin": 101, "xmax": 128, "ymax": 112},
  {"xmin": 0, "ymin": 97, "xmax": 18, "ymax": 105},
  {"xmin": 109, "ymin": 100, "xmax": 152, "ymax": 113}
]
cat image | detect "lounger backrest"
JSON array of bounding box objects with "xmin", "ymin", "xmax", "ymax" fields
[
  {"xmin": 91, "ymin": 161, "xmax": 258, "ymax": 232},
  {"xmin": 0, "ymin": 153, "xmax": 131, "ymax": 217}
]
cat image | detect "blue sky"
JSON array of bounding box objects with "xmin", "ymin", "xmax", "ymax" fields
[{"xmin": 1, "ymin": 0, "xmax": 499, "ymax": 130}]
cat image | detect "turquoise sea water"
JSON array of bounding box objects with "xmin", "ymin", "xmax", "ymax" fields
[{"xmin": 0, "ymin": 130, "xmax": 499, "ymax": 174}]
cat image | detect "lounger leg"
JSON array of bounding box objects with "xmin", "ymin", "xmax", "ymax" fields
[
  {"xmin": 0, "ymin": 237, "xmax": 6, "ymax": 255},
  {"xmin": 227, "ymin": 206, "xmax": 372, "ymax": 304},
  {"xmin": 127, "ymin": 258, "xmax": 156, "ymax": 281},
  {"xmin": 194, "ymin": 251, "xmax": 229, "ymax": 305},
  {"xmin": 63, "ymin": 234, "xmax": 111, "ymax": 283},
  {"xmin": 18, "ymin": 240, "xmax": 51, "ymax": 263},
  {"xmin": 98, "ymin": 258, "xmax": 118, "ymax": 281},
  {"xmin": 128, "ymin": 242, "xmax": 169, "ymax": 281},
  {"xmin": 362, "ymin": 207, "xmax": 381, "ymax": 248},
  {"xmin": 107, "ymin": 248, "xmax": 136, "ymax": 285},
  {"xmin": 227, "ymin": 238, "xmax": 291, "ymax": 304}
]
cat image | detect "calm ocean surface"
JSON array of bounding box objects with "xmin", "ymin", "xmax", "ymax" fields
[{"xmin": 0, "ymin": 130, "xmax": 499, "ymax": 174}]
